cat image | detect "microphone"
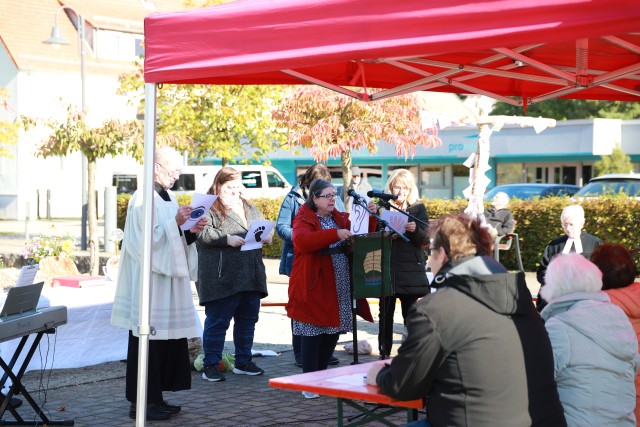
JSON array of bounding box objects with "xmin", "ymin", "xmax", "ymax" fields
[
  {"xmin": 347, "ymin": 188, "xmax": 366, "ymax": 202},
  {"xmin": 367, "ymin": 190, "xmax": 398, "ymax": 201}
]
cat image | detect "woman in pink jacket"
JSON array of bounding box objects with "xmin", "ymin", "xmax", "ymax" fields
[{"xmin": 591, "ymin": 243, "xmax": 640, "ymax": 425}]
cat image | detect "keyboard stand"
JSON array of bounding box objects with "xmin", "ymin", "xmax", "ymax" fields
[{"xmin": 0, "ymin": 329, "xmax": 74, "ymax": 426}]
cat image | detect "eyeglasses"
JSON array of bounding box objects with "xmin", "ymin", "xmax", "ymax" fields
[
  {"xmin": 392, "ymin": 185, "xmax": 409, "ymax": 192},
  {"xmin": 315, "ymin": 192, "xmax": 338, "ymax": 200},
  {"xmin": 428, "ymin": 247, "xmax": 439, "ymax": 256},
  {"xmin": 157, "ymin": 162, "xmax": 181, "ymax": 178}
]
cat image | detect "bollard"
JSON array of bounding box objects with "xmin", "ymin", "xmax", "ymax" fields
[
  {"xmin": 25, "ymin": 202, "xmax": 30, "ymax": 241},
  {"xmin": 46, "ymin": 189, "xmax": 51, "ymax": 220},
  {"xmin": 104, "ymin": 186, "xmax": 117, "ymax": 253}
]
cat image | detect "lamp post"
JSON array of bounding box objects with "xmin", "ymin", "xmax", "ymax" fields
[{"xmin": 43, "ymin": 6, "xmax": 88, "ymax": 250}]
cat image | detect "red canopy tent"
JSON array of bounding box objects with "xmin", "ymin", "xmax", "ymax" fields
[
  {"xmin": 132, "ymin": 1, "xmax": 640, "ymax": 422},
  {"xmin": 144, "ymin": 0, "xmax": 640, "ymax": 106}
]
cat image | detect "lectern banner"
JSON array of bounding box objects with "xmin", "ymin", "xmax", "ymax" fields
[{"xmin": 351, "ymin": 232, "xmax": 393, "ymax": 299}]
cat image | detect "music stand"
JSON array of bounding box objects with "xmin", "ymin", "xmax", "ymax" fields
[{"xmin": 350, "ymin": 231, "xmax": 393, "ymax": 364}]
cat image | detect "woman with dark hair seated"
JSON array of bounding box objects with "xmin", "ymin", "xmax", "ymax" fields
[
  {"xmin": 368, "ymin": 213, "xmax": 566, "ymax": 427},
  {"xmin": 590, "ymin": 243, "xmax": 640, "ymax": 424}
]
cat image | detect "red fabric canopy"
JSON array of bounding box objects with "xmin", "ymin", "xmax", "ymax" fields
[{"xmin": 144, "ymin": 0, "xmax": 640, "ymax": 104}]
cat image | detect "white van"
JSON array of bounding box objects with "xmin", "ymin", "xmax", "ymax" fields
[{"xmin": 113, "ymin": 165, "xmax": 292, "ymax": 199}]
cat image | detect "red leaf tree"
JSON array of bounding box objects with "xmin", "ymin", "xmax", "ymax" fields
[{"xmin": 272, "ymin": 86, "xmax": 441, "ymax": 206}]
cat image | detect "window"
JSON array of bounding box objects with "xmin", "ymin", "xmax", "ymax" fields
[
  {"xmin": 170, "ymin": 174, "xmax": 195, "ymax": 192},
  {"xmin": 97, "ymin": 30, "xmax": 144, "ymax": 62},
  {"xmin": 113, "ymin": 175, "xmax": 137, "ymax": 194},
  {"xmin": 267, "ymin": 171, "xmax": 285, "ymax": 188},
  {"xmin": 495, "ymin": 163, "xmax": 523, "ymax": 185},
  {"xmin": 420, "ymin": 167, "xmax": 444, "ymax": 187},
  {"xmin": 242, "ymin": 171, "xmax": 262, "ymax": 189}
]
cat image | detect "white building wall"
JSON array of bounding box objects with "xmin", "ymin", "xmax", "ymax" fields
[{"xmin": 7, "ymin": 66, "xmax": 139, "ymax": 220}]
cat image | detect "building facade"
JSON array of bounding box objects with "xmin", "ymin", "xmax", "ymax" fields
[
  {"xmin": 262, "ymin": 118, "xmax": 640, "ymax": 198},
  {"xmin": 0, "ymin": 0, "xmax": 183, "ymax": 220}
]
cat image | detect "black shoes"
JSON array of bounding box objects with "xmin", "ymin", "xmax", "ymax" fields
[
  {"xmin": 157, "ymin": 401, "xmax": 181, "ymax": 414},
  {"xmin": 0, "ymin": 394, "xmax": 22, "ymax": 409},
  {"xmin": 328, "ymin": 355, "xmax": 340, "ymax": 365},
  {"xmin": 128, "ymin": 403, "xmax": 171, "ymax": 421}
]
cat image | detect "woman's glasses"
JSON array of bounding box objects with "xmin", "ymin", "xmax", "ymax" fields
[{"xmin": 315, "ymin": 192, "xmax": 338, "ymax": 200}]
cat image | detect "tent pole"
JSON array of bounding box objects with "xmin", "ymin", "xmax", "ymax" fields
[{"xmin": 136, "ymin": 82, "xmax": 157, "ymax": 426}]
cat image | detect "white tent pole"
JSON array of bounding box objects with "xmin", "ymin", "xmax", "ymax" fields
[{"xmin": 136, "ymin": 82, "xmax": 157, "ymax": 426}]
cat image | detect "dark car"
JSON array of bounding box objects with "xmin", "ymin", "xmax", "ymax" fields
[
  {"xmin": 484, "ymin": 183, "xmax": 581, "ymax": 201},
  {"xmin": 574, "ymin": 173, "xmax": 640, "ymax": 198}
]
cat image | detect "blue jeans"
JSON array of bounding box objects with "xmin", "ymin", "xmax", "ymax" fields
[{"xmin": 203, "ymin": 291, "xmax": 261, "ymax": 367}]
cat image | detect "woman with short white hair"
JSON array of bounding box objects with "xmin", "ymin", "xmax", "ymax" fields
[
  {"xmin": 536, "ymin": 204, "xmax": 602, "ymax": 310},
  {"xmin": 541, "ymin": 253, "xmax": 638, "ymax": 427}
]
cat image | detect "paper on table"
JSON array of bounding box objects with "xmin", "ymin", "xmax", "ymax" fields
[
  {"xmin": 328, "ymin": 374, "xmax": 369, "ymax": 386},
  {"xmin": 381, "ymin": 210, "xmax": 408, "ymax": 233},
  {"xmin": 16, "ymin": 264, "xmax": 39, "ymax": 287},
  {"xmin": 241, "ymin": 220, "xmax": 275, "ymax": 251},
  {"xmin": 180, "ymin": 193, "xmax": 217, "ymax": 231}
]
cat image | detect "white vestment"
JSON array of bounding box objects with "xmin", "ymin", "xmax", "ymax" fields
[{"xmin": 111, "ymin": 189, "xmax": 199, "ymax": 340}]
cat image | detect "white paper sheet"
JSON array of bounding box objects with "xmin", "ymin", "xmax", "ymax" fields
[
  {"xmin": 180, "ymin": 193, "xmax": 218, "ymax": 231},
  {"xmin": 327, "ymin": 373, "xmax": 368, "ymax": 386},
  {"xmin": 16, "ymin": 264, "xmax": 39, "ymax": 287},
  {"xmin": 381, "ymin": 210, "xmax": 408, "ymax": 234},
  {"xmin": 350, "ymin": 198, "xmax": 370, "ymax": 235},
  {"xmin": 241, "ymin": 220, "xmax": 275, "ymax": 251}
]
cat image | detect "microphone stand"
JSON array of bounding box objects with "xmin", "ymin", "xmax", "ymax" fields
[
  {"xmin": 377, "ymin": 200, "xmax": 428, "ymax": 227},
  {"xmin": 349, "ymin": 197, "xmax": 407, "ymax": 365}
]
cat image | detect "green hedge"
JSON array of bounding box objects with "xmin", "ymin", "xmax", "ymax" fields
[
  {"xmin": 423, "ymin": 196, "xmax": 640, "ymax": 272},
  {"xmin": 117, "ymin": 194, "xmax": 640, "ymax": 272}
]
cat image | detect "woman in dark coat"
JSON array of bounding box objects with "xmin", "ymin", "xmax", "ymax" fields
[
  {"xmin": 377, "ymin": 168, "xmax": 430, "ymax": 359},
  {"xmin": 196, "ymin": 167, "xmax": 270, "ymax": 383}
]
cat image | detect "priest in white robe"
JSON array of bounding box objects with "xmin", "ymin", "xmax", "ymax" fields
[
  {"xmin": 112, "ymin": 146, "xmax": 205, "ymax": 421},
  {"xmin": 536, "ymin": 204, "xmax": 602, "ymax": 311}
]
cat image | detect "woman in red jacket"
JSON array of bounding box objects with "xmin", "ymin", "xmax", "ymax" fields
[{"xmin": 286, "ymin": 179, "xmax": 374, "ymax": 399}]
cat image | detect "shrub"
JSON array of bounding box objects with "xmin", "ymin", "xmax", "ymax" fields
[
  {"xmin": 117, "ymin": 193, "xmax": 640, "ymax": 272},
  {"xmin": 423, "ymin": 196, "xmax": 640, "ymax": 272}
]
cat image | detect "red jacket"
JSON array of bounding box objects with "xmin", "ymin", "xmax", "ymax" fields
[{"xmin": 287, "ymin": 203, "xmax": 373, "ymax": 326}]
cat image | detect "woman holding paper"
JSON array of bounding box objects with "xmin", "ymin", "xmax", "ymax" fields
[
  {"xmin": 196, "ymin": 167, "xmax": 271, "ymax": 382},
  {"xmin": 376, "ymin": 168, "xmax": 430, "ymax": 360},
  {"xmin": 276, "ymin": 163, "xmax": 344, "ymax": 368},
  {"xmin": 287, "ymin": 179, "xmax": 375, "ymax": 398}
]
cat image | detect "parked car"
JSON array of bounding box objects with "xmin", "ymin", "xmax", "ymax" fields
[
  {"xmin": 113, "ymin": 165, "xmax": 292, "ymax": 199},
  {"xmin": 484, "ymin": 183, "xmax": 581, "ymax": 201},
  {"xmin": 574, "ymin": 173, "xmax": 640, "ymax": 198}
]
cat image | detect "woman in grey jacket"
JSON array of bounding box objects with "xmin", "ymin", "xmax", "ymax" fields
[
  {"xmin": 541, "ymin": 253, "xmax": 638, "ymax": 427},
  {"xmin": 196, "ymin": 167, "xmax": 270, "ymax": 383}
]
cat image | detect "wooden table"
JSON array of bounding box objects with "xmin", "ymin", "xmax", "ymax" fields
[{"xmin": 269, "ymin": 361, "xmax": 424, "ymax": 427}]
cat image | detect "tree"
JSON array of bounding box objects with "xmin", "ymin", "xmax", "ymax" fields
[
  {"xmin": 26, "ymin": 106, "xmax": 145, "ymax": 275},
  {"xmin": 0, "ymin": 89, "xmax": 19, "ymax": 157},
  {"xmin": 271, "ymin": 86, "xmax": 441, "ymax": 208},
  {"xmin": 118, "ymin": 59, "xmax": 287, "ymax": 164},
  {"xmin": 594, "ymin": 145, "xmax": 634, "ymax": 176},
  {"xmin": 490, "ymin": 99, "xmax": 640, "ymax": 120}
]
